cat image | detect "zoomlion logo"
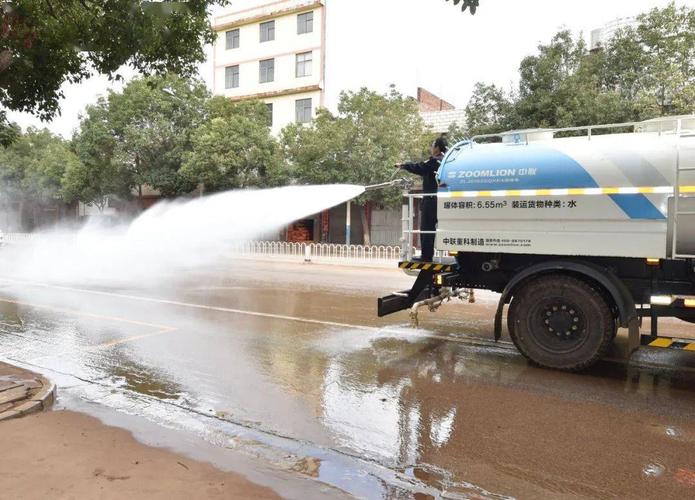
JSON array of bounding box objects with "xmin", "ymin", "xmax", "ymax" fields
[{"xmin": 447, "ymin": 168, "xmax": 538, "ymax": 179}]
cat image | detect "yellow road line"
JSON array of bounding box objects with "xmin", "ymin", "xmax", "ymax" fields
[
  {"xmin": 93, "ymin": 327, "xmax": 177, "ymax": 349},
  {"xmin": 0, "ymin": 278, "xmax": 522, "ymax": 350},
  {"xmin": 0, "ymin": 297, "xmax": 177, "ymax": 349}
]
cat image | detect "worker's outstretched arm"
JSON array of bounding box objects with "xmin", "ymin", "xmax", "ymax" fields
[{"xmin": 400, "ymin": 157, "xmax": 439, "ymax": 177}]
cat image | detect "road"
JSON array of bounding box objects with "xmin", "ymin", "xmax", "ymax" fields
[{"xmin": 1, "ymin": 258, "xmax": 695, "ymax": 499}]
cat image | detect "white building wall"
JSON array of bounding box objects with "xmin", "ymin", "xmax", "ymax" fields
[
  {"xmin": 590, "ymin": 16, "xmax": 639, "ymax": 50},
  {"xmin": 212, "ymin": 0, "xmax": 325, "ymax": 135},
  {"xmin": 211, "ymin": 0, "xmax": 421, "ymax": 135}
]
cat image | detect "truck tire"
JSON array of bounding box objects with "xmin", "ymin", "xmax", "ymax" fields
[{"xmin": 507, "ymin": 274, "xmax": 614, "ymax": 371}]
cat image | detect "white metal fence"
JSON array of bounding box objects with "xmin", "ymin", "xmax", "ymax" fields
[
  {"xmin": 233, "ymin": 241, "xmax": 403, "ymax": 264},
  {"xmin": 3, "ymin": 233, "xmax": 404, "ymax": 264},
  {"xmin": 3, "ymin": 232, "xmax": 40, "ymax": 243}
]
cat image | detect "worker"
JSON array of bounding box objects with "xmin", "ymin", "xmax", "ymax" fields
[{"xmin": 396, "ymin": 135, "xmax": 448, "ymax": 262}]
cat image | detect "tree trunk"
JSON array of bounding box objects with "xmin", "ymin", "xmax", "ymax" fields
[
  {"xmin": 360, "ymin": 203, "xmax": 371, "ymax": 246},
  {"xmin": 18, "ymin": 198, "xmax": 26, "ymax": 232},
  {"xmin": 135, "ymin": 152, "xmax": 144, "ymax": 210}
]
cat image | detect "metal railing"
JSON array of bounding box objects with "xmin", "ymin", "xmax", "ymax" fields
[
  {"xmin": 3, "ymin": 233, "xmax": 41, "ymax": 243},
  {"xmin": 672, "ymin": 118, "xmax": 695, "ymax": 259},
  {"xmin": 2, "ymin": 234, "xmax": 403, "ymax": 264},
  {"xmin": 233, "ymin": 241, "xmax": 403, "ymax": 264},
  {"xmin": 402, "ymin": 192, "xmax": 444, "ymax": 262},
  {"xmin": 467, "ymin": 116, "xmax": 690, "ymax": 145}
]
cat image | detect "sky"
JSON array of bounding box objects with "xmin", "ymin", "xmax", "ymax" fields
[{"xmin": 6, "ymin": 0, "xmax": 694, "ymax": 138}]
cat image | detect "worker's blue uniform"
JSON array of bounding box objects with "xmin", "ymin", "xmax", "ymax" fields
[{"xmin": 401, "ymin": 153, "xmax": 443, "ymax": 261}]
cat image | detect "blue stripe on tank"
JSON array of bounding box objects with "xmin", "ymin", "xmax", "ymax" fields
[
  {"xmin": 440, "ymin": 145, "xmax": 599, "ymax": 191},
  {"xmin": 439, "ymin": 144, "xmax": 665, "ymax": 220},
  {"xmin": 609, "ymin": 194, "xmax": 666, "ymax": 220}
]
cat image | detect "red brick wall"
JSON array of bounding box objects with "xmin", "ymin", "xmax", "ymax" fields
[{"xmin": 417, "ymin": 87, "xmax": 455, "ymax": 112}]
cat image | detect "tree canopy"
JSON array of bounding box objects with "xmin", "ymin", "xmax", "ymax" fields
[
  {"xmin": 0, "ymin": 0, "xmax": 228, "ymax": 141},
  {"xmin": 444, "ymin": 0, "xmax": 480, "ymax": 14},
  {"xmin": 281, "ymin": 87, "xmax": 431, "ymax": 244},
  {"xmin": 181, "ymin": 97, "xmax": 285, "ymax": 192},
  {"xmin": 0, "ymin": 127, "xmax": 78, "ymax": 228},
  {"xmin": 72, "ymin": 73, "xmax": 210, "ymax": 205},
  {"xmin": 461, "ymin": 3, "xmax": 694, "ymax": 137}
]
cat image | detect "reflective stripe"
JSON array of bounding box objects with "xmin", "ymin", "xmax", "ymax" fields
[
  {"xmin": 398, "ymin": 262, "xmax": 454, "ymax": 272},
  {"xmin": 439, "ymin": 186, "xmax": 695, "ymax": 198},
  {"xmin": 649, "ymin": 338, "xmax": 674, "ymax": 348}
]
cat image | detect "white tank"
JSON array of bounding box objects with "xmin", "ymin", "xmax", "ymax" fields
[{"xmin": 436, "ymin": 116, "xmax": 695, "ymax": 259}]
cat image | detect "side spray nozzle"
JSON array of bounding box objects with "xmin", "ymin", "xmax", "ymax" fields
[{"xmin": 364, "ymin": 178, "xmax": 414, "ymax": 192}]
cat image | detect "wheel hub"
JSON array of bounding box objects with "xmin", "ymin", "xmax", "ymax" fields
[{"xmin": 543, "ymin": 303, "xmax": 583, "ymax": 339}]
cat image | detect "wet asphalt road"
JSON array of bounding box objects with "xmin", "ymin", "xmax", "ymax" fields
[{"xmin": 2, "ymin": 259, "xmax": 695, "ymax": 499}]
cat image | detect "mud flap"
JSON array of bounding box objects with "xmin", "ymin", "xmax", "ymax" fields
[
  {"xmin": 377, "ymin": 270, "xmax": 434, "ymax": 317},
  {"xmin": 627, "ymin": 316, "xmax": 641, "ymax": 355}
]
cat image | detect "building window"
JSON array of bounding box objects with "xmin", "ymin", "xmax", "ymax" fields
[
  {"xmin": 225, "ymin": 65, "xmax": 239, "ymax": 89},
  {"xmin": 259, "ymin": 58, "xmax": 274, "ymax": 83},
  {"xmin": 296, "ymin": 51, "xmax": 313, "ymax": 78},
  {"xmin": 295, "ymin": 98, "xmax": 312, "ymax": 123},
  {"xmin": 265, "ymin": 103, "xmax": 273, "ymax": 127},
  {"xmin": 260, "ymin": 20, "xmax": 275, "ymax": 42},
  {"xmin": 297, "ymin": 12, "xmax": 313, "ymax": 34},
  {"xmin": 225, "ymin": 29, "xmax": 239, "ymax": 49}
]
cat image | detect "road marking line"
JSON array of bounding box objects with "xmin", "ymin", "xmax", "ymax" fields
[
  {"xmin": 0, "ymin": 296, "xmax": 177, "ymax": 348},
  {"xmin": 93, "ymin": 327, "xmax": 177, "ymax": 349},
  {"xmin": 0, "ymin": 277, "xmax": 516, "ymax": 349},
  {"xmin": 0, "ymin": 279, "xmax": 382, "ymax": 331}
]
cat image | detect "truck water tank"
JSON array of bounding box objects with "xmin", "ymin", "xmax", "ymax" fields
[{"xmin": 437, "ymin": 116, "xmax": 695, "ymax": 259}]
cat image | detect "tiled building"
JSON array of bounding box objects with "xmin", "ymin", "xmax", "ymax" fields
[
  {"xmin": 212, "ymin": 0, "xmax": 326, "ymax": 135},
  {"xmin": 211, "ymin": 0, "xmax": 424, "ymax": 136}
]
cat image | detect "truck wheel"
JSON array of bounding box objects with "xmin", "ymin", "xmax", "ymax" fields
[{"xmin": 507, "ymin": 274, "xmax": 614, "ymax": 371}]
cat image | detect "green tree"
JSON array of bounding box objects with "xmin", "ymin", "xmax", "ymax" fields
[
  {"xmin": 180, "ymin": 97, "xmax": 285, "ymax": 193},
  {"xmin": 465, "ymin": 3, "xmax": 693, "ymax": 133},
  {"xmin": 602, "ymin": 3, "xmax": 694, "ymax": 116},
  {"xmin": 513, "ymin": 30, "xmax": 591, "ymax": 128},
  {"xmin": 0, "ymin": 0, "xmax": 227, "ymax": 142},
  {"xmin": 0, "ymin": 127, "xmax": 78, "ymax": 229},
  {"xmin": 65, "ymin": 104, "xmax": 132, "ymax": 210},
  {"xmin": 443, "ymin": 0, "xmax": 480, "ymax": 14},
  {"xmin": 465, "ymin": 82, "xmax": 513, "ymax": 136},
  {"xmin": 282, "ymin": 87, "xmax": 429, "ymax": 245},
  {"xmin": 73, "ymin": 74, "xmax": 209, "ymax": 206}
]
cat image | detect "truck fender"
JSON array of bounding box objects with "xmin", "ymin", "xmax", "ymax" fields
[{"xmin": 493, "ymin": 260, "xmax": 637, "ymax": 341}]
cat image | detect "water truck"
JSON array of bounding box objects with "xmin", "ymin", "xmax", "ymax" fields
[{"xmin": 378, "ymin": 115, "xmax": 695, "ymax": 371}]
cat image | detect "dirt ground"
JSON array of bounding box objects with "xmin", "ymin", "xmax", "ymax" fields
[{"xmin": 0, "ymin": 410, "xmax": 279, "ymax": 499}]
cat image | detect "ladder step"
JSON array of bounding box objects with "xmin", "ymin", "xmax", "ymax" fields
[
  {"xmin": 677, "ymin": 166, "xmax": 695, "ymax": 172},
  {"xmin": 676, "ymin": 211, "xmax": 695, "ymax": 216}
]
